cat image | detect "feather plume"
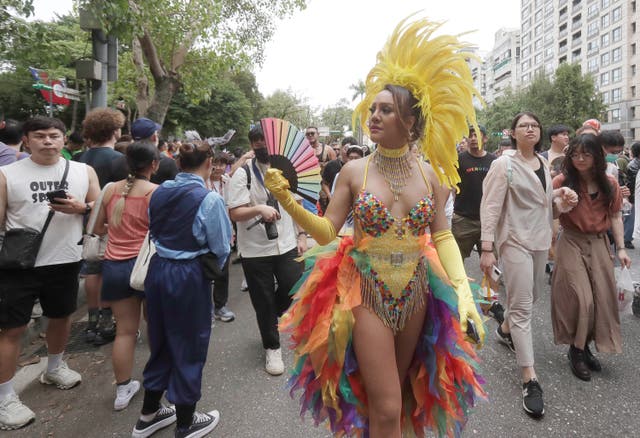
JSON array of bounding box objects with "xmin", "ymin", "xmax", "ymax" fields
[{"xmin": 353, "ymin": 14, "xmax": 484, "ymax": 189}]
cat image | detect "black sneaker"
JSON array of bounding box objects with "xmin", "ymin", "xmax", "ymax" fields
[
  {"xmin": 488, "ymin": 302, "xmax": 505, "ymax": 325},
  {"xmin": 132, "ymin": 404, "xmax": 177, "ymax": 438},
  {"xmin": 175, "ymin": 410, "xmax": 220, "ymax": 438},
  {"xmin": 496, "ymin": 325, "xmax": 515, "ymax": 353},
  {"xmin": 522, "ymin": 379, "xmax": 544, "ymax": 418}
]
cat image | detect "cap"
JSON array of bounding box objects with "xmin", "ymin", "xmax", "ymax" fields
[
  {"xmin": 582, "ymin": 119, "xmax": 601, "ymax": 132},
  {"xmin": 131, "ymin": 117, "xmax": 162, "ymax": 140},
  {"xmin": 468, "ymin": 124, "xmax": 487, "ymax": 135}
]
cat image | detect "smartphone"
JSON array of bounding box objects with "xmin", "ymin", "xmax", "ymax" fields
[
  {"xmin": 490, "ymin": 265, "xmax": 502, "ymax": 282},
  {"xmin": 46, "ymin": 189, "xmax": 68, "ymax": 204},
  {"xmin": 466, "ymin": 319, "xmax": 480, "ymax": 344}
]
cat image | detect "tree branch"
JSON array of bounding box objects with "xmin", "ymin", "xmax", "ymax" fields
[{"xmin": 138, "ymin": 30, "xmax": 165, "ymax": 80}]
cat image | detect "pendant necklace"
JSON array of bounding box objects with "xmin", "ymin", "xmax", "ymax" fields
[{"xmin": 374, "ymin": 145, "xmax": 413, "ymax": 201}]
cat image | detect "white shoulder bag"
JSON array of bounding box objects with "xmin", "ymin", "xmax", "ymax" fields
[
  {"xmin": 81, "ymin": 182, "xmax": 113, "ymax": 262},
  {"xmin": 130, "ymin": 231, "xmax": 156, "ymax": 291}
]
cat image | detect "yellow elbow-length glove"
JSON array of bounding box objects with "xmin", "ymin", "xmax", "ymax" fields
[
  {"xmin": 432, "ymin": 229, "xmax": 485, "ymax": 346},
  {"xmin": 265, "ymin": 168, "xmax": 337, "ymax": 245}
]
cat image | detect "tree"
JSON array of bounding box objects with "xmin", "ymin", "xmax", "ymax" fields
[
  {"xmin": 80, "ymin": 0, "xmax": 307, "ymax": 124},
  {"xmin": 480, "ymin": 62, "xmax": 605, "ymax": 148},
  {"xmin": 259, "ymin": 89, "xmax": 312, "ymax": 129},
  {"xmin": 0, "ymin": 0, "xmax": 34, "ymax": 54},
  {"xmin": 319, "ymin": 99, "xmax": 352, "ymax": 138},
  {"xmin": 349, "ymin": 79, "xmax": 365, "ymax": 102}
]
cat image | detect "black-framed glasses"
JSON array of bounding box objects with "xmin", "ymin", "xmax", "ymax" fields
[{"xmin": 516, "ymin": 123, "xmax": 541, "ymax": 130}]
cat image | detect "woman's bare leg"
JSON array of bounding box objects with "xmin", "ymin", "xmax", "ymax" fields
[
  {"xmin": 352, "ymin": 306, "xmax": 402, "ymax": 438},
  {"xmin": 395, "ymin": 303, "xmax": 428, "ymax": 384},
  {"xmin": 110, "ymin": 296, "xmax": 142, "ymax": 383}
]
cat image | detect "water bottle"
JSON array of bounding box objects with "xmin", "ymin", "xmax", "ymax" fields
[{"xmin": 622, "ymin": 199, "xmax": 632, "ymax": 217}]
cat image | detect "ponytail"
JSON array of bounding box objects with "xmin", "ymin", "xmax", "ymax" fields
[{"xmin": 110, "ymin": 175, "xmax": 136, "ymax": 227}]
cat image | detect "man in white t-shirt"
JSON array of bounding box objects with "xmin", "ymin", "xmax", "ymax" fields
[
  {"xmin": 0, "ymin": 116, "xmax": 99, "ymax": 430},
  {"xmin": 227, "ymin": 126, "xmax": 306, "ymax": 376}
]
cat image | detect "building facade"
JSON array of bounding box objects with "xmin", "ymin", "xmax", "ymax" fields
[
  {"xmin": 486, "ymin": 28, "xmax": 521, "ymax": 103},
  {"xmin": 519, "ymin": 0, "xmax": 639, "ymax": 142}
]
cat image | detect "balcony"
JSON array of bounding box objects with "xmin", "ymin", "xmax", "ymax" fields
[
  {"xmin": 559, "ymin": 29, "xmax": 568, "ymax": 38},
  {"xmin": 559, "ymin": 45, "xmax": 568, "ymax": 54},
  {"xmin": 559, "ymin": 12, "xmax": 568, "ymax": 22},
  {"xmin": 560, "ymin": 0, "xmax": 568, "ymax": 6},
  {"xmin": 572, "ymin": 19, "xmax": 582, "ymax": 29},
  {"xmin": 572, "ymin": 37, "xmax": 582, "ymax": 47}
]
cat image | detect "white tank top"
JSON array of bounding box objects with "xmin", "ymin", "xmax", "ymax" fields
[{"xmin": 1, "ymin": 157, "xmax": 89, "ymax": 267}]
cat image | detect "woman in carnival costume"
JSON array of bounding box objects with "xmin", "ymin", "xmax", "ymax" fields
[{"xmin": 265, "ymin": 16, "xmax": 486, "ymax": 437}]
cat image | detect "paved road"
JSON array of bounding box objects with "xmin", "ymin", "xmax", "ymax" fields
[{"xmin": 11, "ymin": 249, "xmax": 640, "ymax": 437}]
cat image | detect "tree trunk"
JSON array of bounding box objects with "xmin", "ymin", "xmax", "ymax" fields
[
  {"xmin": 131, "ymin": 38, "xmax": 149, "ymax": 117},
  {"xmin": 145, "ymin": 75, "xmax": 180, "ymax": 125}
]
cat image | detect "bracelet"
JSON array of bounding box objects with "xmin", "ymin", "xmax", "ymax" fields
[
  {"xmin": 297, "ymin": 231, "xmax": 307, "ymax": 238},
  {"xmin": 480, "ymin": 249, "xmax": 493, "ymax": 253}
]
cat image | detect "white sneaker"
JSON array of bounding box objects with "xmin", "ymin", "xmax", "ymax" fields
[
  {"xmin": 265, "ymin": 348, "xmax": 284, "ymax": 375},
  {"xmin": 0, "ymin": 394, "xmax": 36, "ymax": 430},
  {"xmin": 114, "ymin": 379, "xmax": 141, "ymax": 411},
  {"xmin": 31, "ymin": 301, "xmax": 43, "ymax": 319},
  {"xmin": 39, "ymin": 361, "xmax": 82, "ymax": 389}
]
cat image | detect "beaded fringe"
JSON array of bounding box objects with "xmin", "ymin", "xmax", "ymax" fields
[
  {"xmin": 360, "ymin": 259, "xmax": 428, "ymax": 333},
  {"xmin": 373, "ymin": 149, "xmax": 413, "ymax": 201}
]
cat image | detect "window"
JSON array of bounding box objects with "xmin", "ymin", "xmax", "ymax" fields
[
  {"xmin": 588, "ymin": 41, "xmax": 599, "ymax": 52},
  {"xmin": 535, "ymin": 38, "xmax": 543, "ymax": 51},
  {"xmin": 601, "ymin": 33, "xmax": 610, "ymax": 47},
  {"xmin": 602, "ymin": 0, "xmax": 610, "ymax": 8},
  {"xmin": 535, "ymin": 24, "xmax": 543, "ymax": 36},
  {"xmin": 588, "ymin": 4, "xmax": 599, "ymax": 16},
  {"xmin": 588, "ymin": 58, "xmax": 598, "ymax": 72},
  {"xmin": 602, "ymin": 91, "xmax": 610, "ymax": 104},
  {"xmin": 632, "ymin": 85, "xmax": 637, "ymax": 97},
  {"xmin": 612, "ymin": 67, "xmax": 622, "ymax": 82},
  {"xmin": 545, "ymin": 47, "xmax": 554, "ymax": 58},
  {"xmin": 535, "ymin": 9, "xmax": 543, "ymax": 21},
  {"xmin": 601, "ymin": 52, "xmax": 610, "ymax": 66},
  {"xmin": 545, "ymin": 62, "xmax": 554, "ymax": 73},
  {"xmin": 535, "ymin": 52, "xmax": 543, "ymax": 64},
  {"xmin": 588, "ymin": 21, "xmax": 598, "ymax": 37},
  {"xmin": 522, "ymin": 60, "xmax": 531, "ymax": 71},
  {"xmin": 612, "ymin": 6, "xmax": 621, "ymax": 22},
  {"xmin": 632, "ymin": 64, "xmax": 637, "ymax": 76},
  {"xmin": 601, "ymin": 71, "xmax": 610, "ymax": 86},
  {"xmin": 611, "ymin": 108, "xmax": 620, "ymax": 122},
  {"xmin": 601, "ymin": 14, "xmax": 610, "ymax": 28},
  {"xmin": 522, "ymin": 47, "xmax": 531, "ymax": 58},
  {"xmin": 612, "ymin": 27, "xmax": 621, "ymax": 42},
  {"xmin": 612, "ymin": 88, "xmax": 621, "ymax": 103},
  {"xmin": 522, "ymin": 32, "xmax": 531, "ymax": 45},
  {"xmin": 612, "ymin": 47, "xmax": 622, "ymax": 62},
  {"xmin": 523, "ymin": 18, "xmax": 532, "ymax": 31}
]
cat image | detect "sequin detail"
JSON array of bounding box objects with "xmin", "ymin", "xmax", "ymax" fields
[{"xmin": 353, "ymin": 190, "xmax": 435, "ymax": 237}]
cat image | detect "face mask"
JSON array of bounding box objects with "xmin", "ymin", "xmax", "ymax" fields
[
  {"xmin": 254, "ymin": 147, "xmax": 270, "ymax": 164},
  {"xmin": 605, "ymin": 153, "xmax": 618, "ymax": 163}
]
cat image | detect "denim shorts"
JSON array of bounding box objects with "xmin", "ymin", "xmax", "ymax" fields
[{"xmin": 101, "ymin": 258, "xmax": 145, "ymax": 302}]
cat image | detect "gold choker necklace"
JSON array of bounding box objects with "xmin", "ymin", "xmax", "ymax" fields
[{"xmin": 374, "ymin": 145, "xmax": 413, "ymax": 200}]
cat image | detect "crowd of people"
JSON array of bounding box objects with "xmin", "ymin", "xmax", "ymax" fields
[{"xmin": 0, "ymin": 17, "xmax": 639, "ymax": 438}]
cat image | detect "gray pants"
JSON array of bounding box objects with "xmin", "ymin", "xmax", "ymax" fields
[{"xmin": 501, "ymin": 242, "xmax": 547, "ymax": 367}]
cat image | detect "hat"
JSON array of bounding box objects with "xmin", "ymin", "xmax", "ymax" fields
[
  {"xmin": 347, "ymin": 145, "xmax": 364, "ymax": 157},
  {"xmin": 582, "ymin": 119, "xmax": 601, "ymax": 132},
  {"xmin": 468, "ymin": 124, "xmax": 487, "ymax": 135},
  {"xmin": 131, "ymin": 117, "xmax": 162, "ymax": 140}
]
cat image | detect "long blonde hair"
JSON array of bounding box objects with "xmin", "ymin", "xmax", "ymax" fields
[{"xmin": 110, "ymin": 174, "xmax": 136, "ymax": 227}]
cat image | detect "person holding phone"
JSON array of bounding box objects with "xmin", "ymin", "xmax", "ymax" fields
[
  {"xmin": 480, "ymin": 112, "xmax": 578, "ymax": 419},
  {"xmin": 0, "ymin": 116, "xmax": 99, "ymax": 430},
  {"xmin": 551, "ymin": 134, "xmax": 628, "ymax": 381}
]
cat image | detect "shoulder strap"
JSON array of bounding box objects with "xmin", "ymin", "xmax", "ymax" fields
[
  {"xmin": 242, "ymin": 163, "xmax": 251, "ymax": 191},
  {"xmin": 362, "ymin": 154, "xmax": 374, "ymax": 190},
  {"xmin": 41, "ymin": 159, "xmax": 70, "ymax": 235},
  {"xmin": 505, "ymin": 155, "xmax": 513, "ymax": 186},
  {"xmin": 86, "ymin": 182, "xmax": 113, "ymax": 234}
]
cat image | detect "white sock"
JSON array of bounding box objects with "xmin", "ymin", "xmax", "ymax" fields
[
  {"xmin": 47, "ymin": 352, "xmax": 64, "ymax": 372},
  {"xmin": 0, "ymin": 378, "xmax": 15, "ymax": 401},
  {"xmin": 140, "ymin": 411, "xmax": 157, "ymax": 422}
]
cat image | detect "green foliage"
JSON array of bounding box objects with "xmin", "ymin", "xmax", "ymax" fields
[
  {"xmin": 319, "ymin": 99, "xmax": 353, "ymax": 137},
  {"xmin": 165, "ymin": 78, "xmax": 252, "ymax": 149},
  {"xmin": 258, "ymin": 89, "xmax": 313, "ymax": 130},
  {"xmin": 0, "ymin": 0, "xmax": 34, "ymax": 54},
  {"xmin": 479, "ymin": 63, "xmax": 605, "ymax": 149}
]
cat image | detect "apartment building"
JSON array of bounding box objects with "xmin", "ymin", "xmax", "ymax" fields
[
  {"xmin": 519, "ymin": 0, "xmax": 639, "ymax": 142},
  {"xmin": 485, "ymin": 28, "xmax": 521, "ymax": 103}
]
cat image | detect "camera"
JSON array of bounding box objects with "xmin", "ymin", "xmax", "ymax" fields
[{"xmin": 263, "ymin": 196, "xmax": 279, "ymax": 240}]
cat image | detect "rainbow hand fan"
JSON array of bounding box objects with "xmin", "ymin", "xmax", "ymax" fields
[{"xmin": 260, "ymin": 117, "xmax": 322, "ymax": 203}]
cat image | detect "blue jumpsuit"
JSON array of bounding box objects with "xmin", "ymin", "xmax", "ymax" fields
[{"xmin": 142, "ymin": 174, "xmax": 231, "ymax": 405}]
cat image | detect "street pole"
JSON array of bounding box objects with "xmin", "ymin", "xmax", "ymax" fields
[{"xmin": 90, "ymin": 29, "xmax": 108, "ymax": 109}]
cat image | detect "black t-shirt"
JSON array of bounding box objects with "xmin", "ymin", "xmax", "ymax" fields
[
  {"xmin": 75, "ymin": 146, "xmax": 129, "ymax": 188},
  {"xmin": 151, "ymin": 155, "xmax": 179, "ymax": 185},
  {"xmin": 454, "ymin": 151, "xmax": 497, "ymax": 220}
]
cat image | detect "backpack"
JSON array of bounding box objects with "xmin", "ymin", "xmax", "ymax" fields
[{"xmin": 242, "ymin": 163, "xmax": 251, "ymax": 191}]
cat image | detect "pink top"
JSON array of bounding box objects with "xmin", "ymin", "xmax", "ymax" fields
[{"xmin": 104, "ymin": 192, "xmax": 152, "ymax": 260}]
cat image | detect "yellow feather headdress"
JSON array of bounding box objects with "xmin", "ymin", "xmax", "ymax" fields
[{"xmin": 354, "ymin": 15, "xmax": 483, "ymax": 189}]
